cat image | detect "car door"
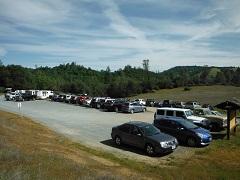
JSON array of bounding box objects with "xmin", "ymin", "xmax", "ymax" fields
[
  {"xmin": 118, "ymin": 124, "xmax": 132, "ymax": 145},
  {"xmin": 128, "ymin": 125, "xmax": 144, "ymax": 148}
]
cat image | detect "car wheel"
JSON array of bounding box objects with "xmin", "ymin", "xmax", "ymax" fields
[
  {"xmin": 142, "ymin": 108, "xmax": 146, "ymax": 112},
  {"xmin": 115, "ymin": 136, "xmax": 121, "ymax": 146},
  {"xmin": 145, "ymin": 144, "xmax": 155, "ymax": 156},
  {"xmin": 130, "ymin": 109, "xmax": 134, "ymax": 114},
  {"xmin": 187, "ymin": 137, "xmax": 197, "ymax": 147},
  {"xmin": 115, "ymin": 107, "xmax": 119, "ymax": 113}
]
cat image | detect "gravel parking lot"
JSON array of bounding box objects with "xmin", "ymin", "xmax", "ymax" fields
[{"xmin": 0, "ymin": 96, "xmax": 194, "ymax": 164}]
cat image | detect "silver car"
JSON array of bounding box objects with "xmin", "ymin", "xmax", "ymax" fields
[{"xmin": 121, "ymin": 102, "xmax": 146, "ymax": 114}]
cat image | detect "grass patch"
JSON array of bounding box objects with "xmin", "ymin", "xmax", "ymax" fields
[
  {"xmin": 132, "ymin": 85, "xmax": 240, "ymax": 105},
  {"xmin": 0, "ymin": 110, "xmax": 240, "ymax": 179}
]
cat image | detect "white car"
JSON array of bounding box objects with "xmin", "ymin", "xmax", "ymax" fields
[
  {"xmin": 154, "ymin": 107, "xmax": 210, "ymax": 129},
  {"xmin": 5, "ymin": 92, "xmax": 18, "ymax": 101},
  {"xmin": 134, "ymin": 99, "xmax": 146, "ymax": 105}
]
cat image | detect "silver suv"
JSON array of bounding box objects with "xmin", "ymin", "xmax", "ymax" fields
[
  {"xmin": 154, "ymin": 107, "xmax": 210, "ymax": 129},
  {"xmin": 122, "ymin": 102, "xmax": 146, "ymax": 114}
]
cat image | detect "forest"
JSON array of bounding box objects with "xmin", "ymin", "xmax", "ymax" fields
[{"xmin": 0, "ymin": 60, "xmax": 239, "ymax": 98}]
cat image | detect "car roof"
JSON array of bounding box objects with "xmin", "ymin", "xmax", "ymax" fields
[
  {"xmin": 126, "ymin": 121, "xmax": 150, "ymax": 127},
  {"xmin": 156, "ymin": 107, "xmax": 191, "ymax": 111}
]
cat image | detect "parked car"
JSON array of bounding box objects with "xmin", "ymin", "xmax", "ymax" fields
[
  {"xmin": 146, "ymin": 99, "xmax": 155, "ymax": 107},
  {"xmin": 162, "ymin": 100, "xmax": 176, "ymax": 108},
  {"xmin": 153, "ymin": 117, "xmax": 212, "ymax": 147},
  {"xmin": 21, "ymin": 92, "xmax": 37, "ymax": 101},
  {"xmin": 154, "ymin": 101, "xmax": 163, "ymax": 107},
  {"xmin": 104, "ymin": 99, "xmax": 128, "ymax": 112},
  {"xmin": 174, "ymin": 101, "xmax": 185, "ymax": 108},
  {"xmin": 111, "ymin": 121, "xmax": 178, "ymax": 156},
  {"xmin": 202, "ymin": 104, "xmax": 214, "ymax": 110},
  {"xmin": 70, "ymin": 95, "xmax": 77, "ymax": 104},
  {"xmin": 15, "ymin": 94, "xmax": 24, "ymax": 101},
  {"xmin": 82, "ymin": 98, "xmax": 92, "ymax": 107},
  {"xmin": 134, "ymin": 99, "xmax": 146, "ymax": 105},
  {"xmin": 90, "ymin": 97, "xmax": 106, "ymax": 108},
  {"xmin": 57, "ymin": 94, "xmax": 66, "ymax": 102},
  {"xmin": 193, "ymin": 108, "xmax": 227, "ymax": 131},
  {"xmin": 154, "ymin": 107, "xmax": 211, "ymax": 129},
  {"xmin": 64, "ymin": 95, "xmax": 72, "ymax": 103},
  {"xmin": 185, "ymin": 101, "xmax": 201, "ymax": 110},
  {"xmin": 121, "ymin": 102, "xmax": 147, "ymax": 114},
  {"xmin": 76, "ymin": 94, "xmax": 89, "ymax": 105},
  {"xmin": 101, "ymin": 99, "xmax": 116, "ymax": 110},
  {"xmin": 5, "ymin": 92, "xmax": 18, "ymax": 101}
]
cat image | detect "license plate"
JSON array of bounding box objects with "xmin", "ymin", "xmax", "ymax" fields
[{"xmin": 171, "ymin": 145, "xmax": 176, "ymax": 149}]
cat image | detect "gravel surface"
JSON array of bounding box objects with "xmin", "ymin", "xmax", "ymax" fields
[{"xmin": 0, "ymin": 96, "xmax": 194, "ymax": 164}]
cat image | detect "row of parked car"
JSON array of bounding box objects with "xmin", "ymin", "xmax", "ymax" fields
[
  {"xmin": 4, "ymin": 89, "xmax": 54, "ymax": 101},
  {"xmin": 51, "ymin": 93, "xmax": 147, "ymax": 114}
]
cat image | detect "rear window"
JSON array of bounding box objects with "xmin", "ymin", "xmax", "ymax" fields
[
  {"xmin": 157, "ymin": 110, "xmax": 164, "ymax": 115},
  {"xmin": 119, "ymin": 124, "xmax": 131, "ymax": 133},
  {"xmin": 176, "ymin": 111, "xmax": 185, "ymax": 118},
  {"xmin": 166, "ymin": 110, "xmax": 174, "ymax": 116}
]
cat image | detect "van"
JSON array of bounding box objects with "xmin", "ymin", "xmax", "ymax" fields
[{"xmin": 154, "ymin": 107, "xmax": 210, "ymax": 129}]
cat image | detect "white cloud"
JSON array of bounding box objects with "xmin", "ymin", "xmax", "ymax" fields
[
  {"xmin": 0, "ymin": 47, "xmax": 7, "ymax": 56},
  {"xmin": 0, "ymin": 0, "xmax": 71, "ymax": 25}
]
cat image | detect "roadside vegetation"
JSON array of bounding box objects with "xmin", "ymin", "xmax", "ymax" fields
[
  {"xmin": 1, "ymin": 110, "xmax": 240, "ymax": 179},
  {"xmin": 0, "ymin": 62, "xmax": 240, "ymax": 98}
]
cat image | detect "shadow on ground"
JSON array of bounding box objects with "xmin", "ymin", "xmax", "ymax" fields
[{"xmin": 100, "ymin": 139, "xmax": 173, "ymax": 157}]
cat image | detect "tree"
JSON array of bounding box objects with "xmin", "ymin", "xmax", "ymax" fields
[
  {"xmin": 215, "ymin": 71, "xmax": 226, "ymax": 84},
  {"xmin": 0, "ymin": 59, "xmax": 3, "ymax": 66}
]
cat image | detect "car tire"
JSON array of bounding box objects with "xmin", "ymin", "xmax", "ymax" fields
[
  {"xmin": 115, "ymin": 107, "xmax": 119, "ymax": 113},
  {"xmin": 130, "ymin": 109, "xmax": 134, "ymax": 114},
  {"xmin": 187, "ymin": 137, "xmax": 197, "ymax": 147},
  {"xmin": 142, "ymin": 108, "xmax": 146, "ymax": 112},
  {"xmin": 145, "ymin": 144, "xmax": 155, "ymax": 156},
  {"xmin": 115, "ymin": 136, "xmax": 121, "ymax": 146}
]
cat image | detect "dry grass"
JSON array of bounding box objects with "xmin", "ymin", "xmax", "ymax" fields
[
  {"xmin": 0, "ymin": 110, "xmax": 148, "ymax": 180},
  {"xmin": 132, "ymin": 85, "xmax": 240, "ymax": 105},
  {"xmin": 1, "ymin": 110, "xmax": 240, "ymax": 179}
]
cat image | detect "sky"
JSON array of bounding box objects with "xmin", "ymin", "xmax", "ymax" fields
[{"xmin": 0, "ymin": 0, "xmax": 240, "ymax": 71}]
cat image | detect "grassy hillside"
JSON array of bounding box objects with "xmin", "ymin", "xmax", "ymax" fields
[
  {"xmin": 1, "ymin": 110, "xmax": 240, "ymax": 179},
  {"xmin": 132, "ymin": 85, "xmax": 240, "ymax": 105}
]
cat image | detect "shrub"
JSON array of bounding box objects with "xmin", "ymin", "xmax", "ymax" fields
[{"xmin": 184, "ymin": 86, "xmax": 191, "ymax": 91}]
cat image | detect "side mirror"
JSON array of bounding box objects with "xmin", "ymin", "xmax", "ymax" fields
[{"xmin": 137, "ymin": 133, "xmax": 142, "ymax": 137}]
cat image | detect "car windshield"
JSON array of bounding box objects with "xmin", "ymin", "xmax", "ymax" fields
[
  {"xmin": 212, "ymin": 111, "xmax": 223, "ymax": 116},
  {"xmin": 204, "ymin": 109, "xmax": 212, "ymax": 115},
  {"xmin": 179, "ymin": 120, "xmax": 198, "ymax": 129},
  {"xmin": 140, "ymin": 125, "xmax": 160, "ymax": 136},
  {"xmin": 185, "ymin": 110, "xmax": 193, "ymax": 117}
]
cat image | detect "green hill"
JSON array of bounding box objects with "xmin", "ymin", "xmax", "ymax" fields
[
  {"xmin": 132, "ymin": 85, "xmax": 240, "ymax": 105},
  {"xmin": 0, "ymin": 63, "xmax": 239, "ymax": 97}
]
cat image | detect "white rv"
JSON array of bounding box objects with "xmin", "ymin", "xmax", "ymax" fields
[{"xmin": 36, "ymin": 90, "xmax": 54, "ymax": 100}]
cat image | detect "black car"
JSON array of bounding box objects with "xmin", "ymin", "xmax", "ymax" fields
[
  {"xmin": 105, "ymin": 99, "xmax": 128, "ymax": 112},
  {"xmin": 21, "ymin": 93, "xmax": 37, "ymax": 101},
  {"xmin": 153, "ymin": 118, "xmax": 212, "ymax": 147},
  {"xmin": 146, "ymin": 99, "xmax": 155, "ymax": 107},
  {"xmin": 111, "ymin": 121, "xmax": 178, "ymax": 156},
  {"xmin": 162, "ymin": 100, "xmax": 176, "ymax": 108}
]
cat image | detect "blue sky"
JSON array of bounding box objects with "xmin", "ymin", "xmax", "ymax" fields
[{"xmin": 0, "ymin": 0, "xmax": 239, "ymax": 71}]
